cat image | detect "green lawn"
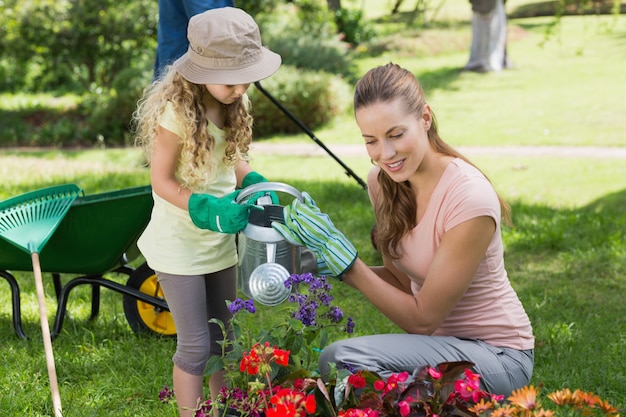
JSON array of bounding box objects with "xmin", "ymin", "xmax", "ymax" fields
[
  {"xmin": 1, "ymin": 151, "xmax": 624, "ymax": 417},
  {"xmin": 260, "ymin": 14, "xmax": 626, "ymax": 148}
]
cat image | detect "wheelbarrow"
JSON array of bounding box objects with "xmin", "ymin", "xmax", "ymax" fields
[{"xmin": 0, "ymin": 185, "xmax": 175, "ymax": 339}]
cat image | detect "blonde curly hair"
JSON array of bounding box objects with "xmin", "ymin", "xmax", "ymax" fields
[{"xmin": 133, "ymin": 65, "xmax": 253, "ymax": 190}]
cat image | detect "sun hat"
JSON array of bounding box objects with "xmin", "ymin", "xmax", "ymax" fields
[{"xmin": 173, "ymin": 7, "xmax": 281, "ymax": 85}]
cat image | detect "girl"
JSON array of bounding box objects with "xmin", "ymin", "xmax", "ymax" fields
[
  {"xmin": 133, "ymin": 8, "xmax": 281, "ymax": 416},
  {"xmin": 273, "ymin": 63, "xmax": 534, "ymax": 396}
]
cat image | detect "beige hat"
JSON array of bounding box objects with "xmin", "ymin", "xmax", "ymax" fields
[{"xmin": 174, "ymin": 7, "xmax": 281, "ymax": 85}]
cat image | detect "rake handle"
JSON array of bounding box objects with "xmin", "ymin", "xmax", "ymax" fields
[{"xmin": 32, "ymin": 252, "xmax": 63, "ymax": 417}]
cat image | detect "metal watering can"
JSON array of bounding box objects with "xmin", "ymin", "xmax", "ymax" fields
[{"xmin": 236, "ymin": 182, "xmax": 303, "ymax": 306}]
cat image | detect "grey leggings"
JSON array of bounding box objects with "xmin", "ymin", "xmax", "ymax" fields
[
  {"xmin": 157, "ymin": 266, "xmax": 236, "ymax": 376},
  {"xmin": 319, "ymin": 334, "xmax": 533, "ymax": 396}
]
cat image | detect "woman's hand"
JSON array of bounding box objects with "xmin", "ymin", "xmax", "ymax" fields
[{"xmin": 272, "ymin": 192, "xmax": 358, "ymax": 279}]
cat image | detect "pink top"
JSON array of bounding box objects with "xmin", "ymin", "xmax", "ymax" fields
[{"xmin": 368, "ymin": 158, "xmax": 534, "ymax": 350}]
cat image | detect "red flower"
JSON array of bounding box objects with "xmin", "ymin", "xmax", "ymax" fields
[
  {"xmin": 267, "ymin": 387, "xmax": 316, "ymax": 417},
  {"xmin": 463, "ymin": 369, "xmax": 481, "ymax": 390},
  {"xmin": 339, "ymin": 408, "xmax": 382, "ymax": 417},
  {"xmin": 373, "ymin": 380, "xmax": 385, "ymax": 392},
  {"xmin": 455, "ymin": 379, "xmax": 485, "ymax": 403},
  {"xmin": 348, "ymin": 372, "xmax": 367, "ymax": 389},
  {"xmin": 239, "ymin": 342, "xmax": 291, "ymax": 376},
  {"xmin": 273, "ymin": 347, "xmax": 290, "ymax": 367},
  {"xmin": 240, "ymin": 348, "xmax": 261, "ymax": 375},
  {"xmin": 454, "ymin": 369, "xmax": 487, "ymax": 403},
  {"xmin": 305, "ymin": 393, "xmax": 317, "ymax": 413}
]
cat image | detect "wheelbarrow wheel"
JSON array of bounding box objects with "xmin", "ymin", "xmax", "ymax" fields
[{"xmin": 123, "ymin": 262, "xmax": 176, "ymax": 337}]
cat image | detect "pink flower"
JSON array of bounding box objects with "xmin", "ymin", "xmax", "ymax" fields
[
  {"xmin": 428, "ymin": 367, "xmax": 443, "ymax": 379},
  {"xmin": 373, "ymin": 380, "xmax": 385, "ymax": 391},
  {"xmin": 374, "ymin": 371, "xmax": 409, "ymax": 394},
  {"xmin": 398, "ymin": 397, "xmax": 413, "ymax": 416},
  {"xmin": 463, "ymin": 369, "xmax": 481, "ymax": 390},
  {"xmin": 455, "ymin": 379, "xmax": 486, "ymax": 403}
]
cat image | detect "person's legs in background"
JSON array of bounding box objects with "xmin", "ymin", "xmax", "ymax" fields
[
  {"xmin": 464, "ymin": 0, "xmax": 507, "ymax": 72},
  {"xmin": 154, "ymin": 0, "xmax": 235, "ymax": 79}
]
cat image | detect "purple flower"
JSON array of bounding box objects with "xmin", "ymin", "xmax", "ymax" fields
[
  {"xmin": 159, "ymin": 385, "xmax": 174, "ymax": 402},
  {"xmin": 195, "ymin": 399, "xmax": 212, "ymax": 417},
  {"xmin": 228, "ymin": 299, "xmax": 244, "ymax": 314},
  {"xmin": 286, "ymin": 272, "xmax": 315, "ymax": 287},
  {"xmin": 293, "ymin": 299, "xmax": 318, "ymax": 326},
  {"xmin": 326, "ymin": 305, "xmax": 344, "ymax": 323},
  {"xmin": 341, "ymin": 362, "xmax": 357, "ymax": 373},
  {"xmin": 228, "ymin": 298, "xmax": 256, "ymax": 314},
  {"xmin": 316, "ymin": 290, "xmax": 334, "ymax": 307},
  {"xmin": 345, "ymin": 317, "xmax": 355, "ymax": 334},
  {"xmin": 243, "ymin": 299, "xmax": 256, "ymax": 313}
]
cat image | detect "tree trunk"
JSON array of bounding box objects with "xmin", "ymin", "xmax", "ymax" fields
[
  {"xmin": 464, "ymin": 0, "xmax": 508, "ymax": 72},
  {"xmin": 392, "ymin": 0, "xmax": 405, "ymax": 14},
  {"xmin": 327, "ymin": 0, "xmax": 341, "ymax": 11}
]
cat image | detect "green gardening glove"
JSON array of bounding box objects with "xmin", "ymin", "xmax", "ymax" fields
[
  {"xmin": 241, "ymin": 171, "xmax": 279, "ymax": 204},
  {"xmin": 188, "ymin": 190, "xmax": 261, "ymax": 234},
  {"xmin": 272, "ymin": 192, "xmax": 357, "ymax": 278}
]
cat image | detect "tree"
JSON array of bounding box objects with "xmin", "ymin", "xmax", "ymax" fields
[
  {"xmin": 463, "ymin": 0, "xmax": 509, "ymax": 72},
  {"xmin": 3, "ymin": 0, "xmax": 156, "ymax": 91},
  {"xmin": 327, "ymin": 0, "xmax": 342, "ymax": 11}
]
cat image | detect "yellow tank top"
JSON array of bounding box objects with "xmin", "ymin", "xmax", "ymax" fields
[{"xmin": 137, "ymin": 102, "xmax": 238, "ymax": 275}]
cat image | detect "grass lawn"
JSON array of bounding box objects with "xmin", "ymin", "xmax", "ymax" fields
[
  {"xmin": 0, "ymin": 5, "xmax": 625, "ymax": 417},
  {"xmin": 259, "ymin": 12, "xmax": 626, "ymax": 148},
  {"xmin": 0, "ymin": 152, "xmax": 624, "ymax": 416}
]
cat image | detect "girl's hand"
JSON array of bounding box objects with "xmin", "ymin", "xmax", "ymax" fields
[{"xmin": 188, "ymin": 191, "xmax": 262, "ymax": 234}]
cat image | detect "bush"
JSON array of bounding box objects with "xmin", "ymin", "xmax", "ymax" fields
[
  {"xmin": 259, "ymin": 4, "xmax": 357, "ymax": 80},
  {"xmin": 248, "ymin": 65, "xmax": 352, "ymax": 138},
  {"xmin": 0, "ymin": 67, "xmax": 150, "ymax": 148},
  {"xmin": 334, "ymin": 8, "xmax": 377, "ymax": 45},
  {"xmin": 0, "ymin": 101, "xmax": 87, "ymax": 148},
  {"xmin": 0, "ymin": 0, "xmax": 156, "ymax": 92},
  {"xmin": 82, "ymin": 67, "xmax": 153, "ymax": 147},
  {"xmin": 236, "ymin": 0, "xmax": 281, "ymax": 15}
]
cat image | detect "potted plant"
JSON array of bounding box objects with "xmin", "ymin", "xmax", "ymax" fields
[{"xmin": 161, "ymin": 272, "xmax": 355, "ymax": 417}]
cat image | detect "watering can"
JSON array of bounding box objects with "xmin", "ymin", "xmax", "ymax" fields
[{"xmin": 236, "ymin": 182, "xmax": 303, "ymax": 306}]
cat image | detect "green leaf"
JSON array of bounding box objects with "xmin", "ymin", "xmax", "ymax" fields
[{"xmin": 205, "ymin": 355, "xmax": 224, "ymax": 376}]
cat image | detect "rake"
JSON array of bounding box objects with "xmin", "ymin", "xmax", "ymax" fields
[{"xmin": 0, "ymin": 183, "xmax": 83, "ymax": 417}]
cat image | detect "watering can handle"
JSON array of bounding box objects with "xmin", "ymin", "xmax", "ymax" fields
[{"xmin": 236, "ymin": 182, "xmax": 303, "ymax": 204}]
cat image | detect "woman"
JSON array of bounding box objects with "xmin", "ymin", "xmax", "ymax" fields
[{"xmin": 273, "ymin": 62, "xmax": 533, "ymax": 396}]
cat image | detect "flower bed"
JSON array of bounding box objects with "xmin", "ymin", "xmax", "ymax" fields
[{"xmin": 158, "ymin": 273, "xmax": 621, "ymax": 417}]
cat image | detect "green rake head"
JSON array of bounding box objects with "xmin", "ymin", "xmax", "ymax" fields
[{"xmin": 0, "ymin": 184, "xmax": 83, "ymax": 254}]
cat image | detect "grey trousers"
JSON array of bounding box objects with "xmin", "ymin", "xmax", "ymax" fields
[
  {"xmin": 157, "ymin": 266, "xmax": 237, "ymax": 376},
  {"xmin": 319, "ymin": 334, "xmax": 533, "ymax": 396}
]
